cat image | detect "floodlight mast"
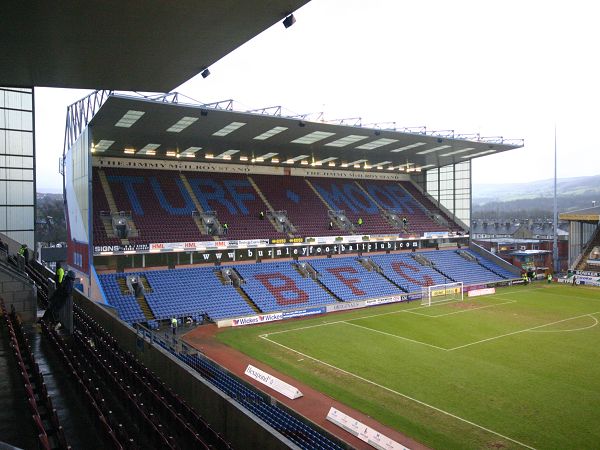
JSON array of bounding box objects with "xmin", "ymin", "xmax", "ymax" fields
[{"xmin": 553, "ymin": 125, "xmax": 558, "ymax": 273}]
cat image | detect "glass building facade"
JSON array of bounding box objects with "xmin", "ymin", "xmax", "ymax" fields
[
  {"xmin": 425, "ymin": 161, "xmax": 471, "ymax": 226},
  {"xmin": 0, "ymin": 87, "xmax": 35, "ymax": 248}
]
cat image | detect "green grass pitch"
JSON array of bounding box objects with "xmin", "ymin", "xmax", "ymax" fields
[{"xmin": 217, "ymin": 284, "xmax": 600, "ymax": 449}]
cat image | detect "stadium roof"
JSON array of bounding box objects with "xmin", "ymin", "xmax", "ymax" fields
[
  {"xmin": 0, "ymin": 1, "xmax": 309, "ymax": 91},
  {"xmin": 85, "ymin": 93, "xmax": 523, "ymax": 171},
  {"xmin": 560, "ymin": 206, "xmax": 600, "ymax": 222}
]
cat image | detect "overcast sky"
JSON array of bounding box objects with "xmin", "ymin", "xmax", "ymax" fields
[{"xmin": 34, "ymin": 0, "xmax": 600, "ymax": 193}]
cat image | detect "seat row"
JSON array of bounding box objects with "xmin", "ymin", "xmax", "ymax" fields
[
  {"xmin": 99, "ymin": 250, "xmax": 519, "ymax": 323},
  {"xmin": 176, "ymin": 352, "xmax": 344, "ymax": 450},
  {"xmin": 0, "ymin": 297, "xmax": 69, "ymax": 450},
  {"xmin": 93, "ymin": 168, "xmax": 463, "ymax": 246},
  {"xmin": 25, "ymin": 262, "xmax": 232, "ymax": 450}
]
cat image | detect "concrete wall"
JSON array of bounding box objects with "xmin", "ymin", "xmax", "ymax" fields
[{"xmin": 0, "ymin": 259, "xmax": 37, "ymax": 322}]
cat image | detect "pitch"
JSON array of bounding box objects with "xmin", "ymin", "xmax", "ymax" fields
[{"xmin": 218, "ymin": 284, "xmax": 600, "ymax": 449}]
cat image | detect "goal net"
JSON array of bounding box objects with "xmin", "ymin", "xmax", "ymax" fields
[{"xmin": 421, "ymin": 282, "xmax": 464, "ymax": 306}]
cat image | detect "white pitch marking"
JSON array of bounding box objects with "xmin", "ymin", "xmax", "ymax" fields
[
  {"xmin": 448, "ymin": 311, "xmax": 600, "ymax": 351},
  {"xmin": 528, "ymin": 314, "xmax": 599, "ymax": 333},
  {"xmin": 265, "ymin": 298, "xmax": 480, "ymax": 337},
  {"xmin": 342, "ymin": 321, "xmax": 449, "ymax": 351},
  {"xmin": 406, "ymin": 300, "xmax": 516, "ymax": 318},
  {"xmin": 260, "ymin": 335, "xmax": 537, "ymax": 450}
]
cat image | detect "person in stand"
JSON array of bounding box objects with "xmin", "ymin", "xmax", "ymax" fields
[
  {"xmin": 55, "ymin": 262, "xmax": 65, "ymax": 287},
  {"xmin": 41, "ymin": 270, "xmax": 75, "ymax": 327},
  {"xmin": 402, "ymin": 216, "xmax": 408, "ymax": 228},
  {"xmin": 328, "ymin": 220, "xmax": 334, "ymax": 230},
  {"xmin": 357, "ymin": 217, "xmax": 363, "ymax": 227},
  {"xmin": 222, "ymin": 223, "xmax": 228, "ymax": 235},
  {"xmin": 259, "ymin": 211, "xmax": 265, "ymax": 220},
  {"xmin": 171, "ymin": 317, "xmax": 178, "ymax": 335},
  {"xmin": 18, "ymin": 244, "xmax": 29, "ymax": 267}
]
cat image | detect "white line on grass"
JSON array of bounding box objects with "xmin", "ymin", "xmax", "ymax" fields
[
  {"xmin": 405, "ymin": 300, "xmax": 516, "ymax": 318},
  {"xmin": 342, "ymin": 321, "xmax": 448, "ymax": 350},
  {"xmin": 528, "ymin": 314, "xmax": 599, "ymax": 333},
  {"xmin": 263, "ymin": 300, "xmax": 459, "ymax": 337},
  {"xmin": 447, "ymin": 311, "xmax": 600, "ymax": 351},
  {"xmin": 260, "ymin": 334, "xmax": 537, "ymax": 450},
  {"xmin": 265, "ymin": 297, "xmax": 512, "ymax": 338}
]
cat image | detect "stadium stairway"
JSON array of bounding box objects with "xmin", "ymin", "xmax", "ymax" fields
[
  {"xmin": 216, "ymin": 269, "xmax": 262, "ymax": 314},
  {"xmin": 247, "ymin": 176, "xmax": 294, "ymax": 237},
  {"xmin": 365, "ymin": 258, "xmax": 408, "ymax": 292},
  {"xmin": 293, "ymin": 263, "xmax": 344, "ymax": 302},
  {"xmin": 97, "ymin": 169, "xmax": 118, "ymax": 214},
  {"xmin": 179, "ymin": 173, "xmax": 217, "ymax": 239},
  {"xmin": 399, "ymin": 181, "xmax": 463, "ymax": 232},
  {"xmin": 135, "ymin": 290, "xmax": 156, "ymax": 322},
  {"xmin": 576, "ymin": 224, "xmax": 600, "ymax": 271}
]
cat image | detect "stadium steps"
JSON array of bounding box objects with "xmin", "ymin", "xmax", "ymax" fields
[
  {"xmin": 140, "ymin": 276, "xmax": 153, "ymax": 293},
  {"xmin": 412, "ymin": 253, "xmax": 434, "ymax": 267},
  {"xmin": 396, "ymin": 181, "xmax": 450, "ymax": 229},
  {"xmin": 135, "ymin": 294, "xmax": 155, "ymax": 321},
  {"xmin": 370, "ymin": 260, "xmax": 409, "ymax": 292},
  {"xmin": 235, "ymin": 285, "xmax": 261, "ymax": 314},
  {"xmin": 357, "ymin": 257, "xmax": 379, "ymax": 272},
  {"xmin": 354, "ymin": 181, "xmax": 384, "ymax": 211},
  {"xmin": 178, "ymin": 173, "xmax": 215, "ymax": 239},
  {"xmin": 307, "ymin": 264, "xmax": 344, "ymax": 302},
  {"xmin": 477, "ymin": 263, "xmax": 507, "ymax": 279},
  {"xmin": 305, "ymin": 179, "xmax": 335, "ymax": 210},
  {"xmin": 431, "ymin": 265, "xmax": 456, "ymax": 282},
  {"xmin": 247, "ymin": 176, "xmax": 290, "ymax": 236},
  {"xmin": 98, "ymin": 169, "xmax": 118, "ymax": 214},
  {"xmin": 576, "ymin": 224, "xmax": 600, "ymax": 270},
  {"xmin": 101, "ymin": 215, "xmax": 117, "ymax": 238},
  {"xmin": 456, "ymin": 250, "xmax": 477, "ymax": 262},
  {"xmin": 116, "ymin": 277, "xmax": 130, "ymax": 295}
]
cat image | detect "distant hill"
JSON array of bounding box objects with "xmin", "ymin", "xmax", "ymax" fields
[{"xmin": 473, "ymin": 175, "xmax": 600, "ymax": 218}]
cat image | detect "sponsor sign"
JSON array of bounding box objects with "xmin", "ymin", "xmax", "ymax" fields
[
  {"xmin": 467, "ymin": 287, "xmax": 496, "ymax": 297},
  {"xmin": 423, "ymin": 231, "xmax": 449, "ymax": 239},
  {"xmin": 244, "ymin": 365, "xmax": 303, "ymax": 400},
  {"xmin": 431, "ymin": 287, "xmax": 461, "ymax": 297},
  {"xmin": 408, "ymin": 293, "xmax": 422, "ymax": 301},
  {"xmin": 282, "ymin": 307, "xmax": 326, "ymax": 319},
  {"xmin": 270, "ymin": 237, "xmax": 304, "ymax": 244},
  {"xmin": 326, "ymin": 407, "xmax": 410, "ymax": 450},
  {"xmin": 231, "ymin": 313, "xmax": 283, "ymax": 327},
  {"xmin": 365, "ymin": 295, "xmax": 408, "ymax": 306},
  {"xmin": 574, "ymin": 275, "xmax": 600, "ymax": 287},
  {"xmin": 326, "ymin": 301, "xmax": 366, "ymax": 313},
  {"xmin": 148, "ymin": 239, "xmax": 269, "ymax": 252},
  {"xmin": 94, "ymin": 243, "xmax": 149, "ymax": 253},
  {"xmin": 575, "ymin": 270, "xmax": 600, "ymax": 277}
]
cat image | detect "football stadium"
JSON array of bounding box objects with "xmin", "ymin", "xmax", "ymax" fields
[{"xmin": 2, "ymin": 2, "xmax": 600, "ymax": 450}]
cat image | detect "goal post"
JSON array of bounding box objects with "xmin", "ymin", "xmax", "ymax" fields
[{"xmin": 421, "ymin": 282, "xmax": 464, "ymax": 306}]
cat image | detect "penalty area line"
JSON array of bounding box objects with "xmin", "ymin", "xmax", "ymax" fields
[
  {"xmin": 448, "ymin": 310, "xmax": 600, "ymax": 351},
  {"xmin": 405, "ymin": 300, "xmax": 517, "ymax": 318},
  {"xmin": 259, "ymin": 334, "xmax": 537, "ymax": 450}
]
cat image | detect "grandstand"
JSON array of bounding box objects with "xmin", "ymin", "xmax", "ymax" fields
[
  {"xmin": 0, "ymin": 2, "xmax": 538, "ymax": 447},
  {"xmin": 70, "ymin": 93, "xmax": 522, "ymax": 328}
]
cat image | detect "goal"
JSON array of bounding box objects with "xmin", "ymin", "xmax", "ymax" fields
[{"xmin": 421, "ymin": 282, "xmax": 464, "ymax": 306}]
